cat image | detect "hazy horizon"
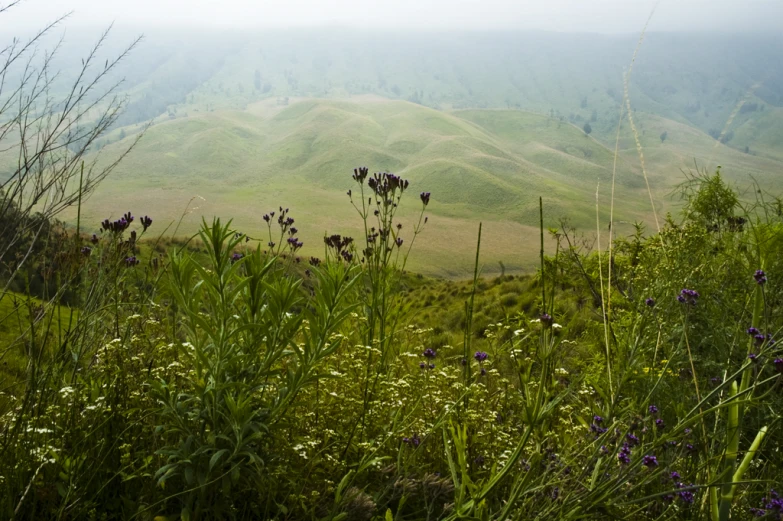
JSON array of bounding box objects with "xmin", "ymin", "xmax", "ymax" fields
[{"xmin": 2, "ymin": 0, "xmax": 783, "ymax": 34}]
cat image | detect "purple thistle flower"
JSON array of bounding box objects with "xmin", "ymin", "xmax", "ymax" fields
[
  {"xmin": 231, "ymin": 253, "xmax": 243, "ymax": 263},
  {"xmin": 420, "ymin": 192, "xmax": 431, "ymax": 206},
  {"xmin": 670, "ymin": 471, "xmax": 681, "ymax": 480},
  {"xmin": 648, "ymin": 405, "xmax": 658, "ymax": 414},
  {"xmin": 90, "ymin": 234, "xmax": 99, "ymax": 244},
  {"xmin": 748, "ymin": 353, "xmax": 759, "ymax": 362},
  {"xmin": 678, "ymin": 289, "xmax": 700, "ymax": 305},
  {"xmin": 655, "ymin": 418, "xmax": 665, "ymax": 429},
  {"xmin": 626, "ymin": 433, "xmax": 640, "ymax": 446},
  {"xmin": 124, "ymin": 256, "xmax": 139, "ymax": 267},
  {"xmin": 645, "ymin": 297, "xmax": 655, "ymax": 307},
  {"xmin": 642, "ymin": 455, "xmax": 658, "ymax": 467},
  {"xmin": 773, "ymin": 359, "xmax": 783, "ymax": 373},
  {"xmin": 423, "ymin": 348, "xmax": 436, "ymax": 359},
  {"xmin": 473, "ymin": 351, "xmax": 488, "ymax": 362},
  {"xmin": 395, "ymin": 237, "xmax": 403, "ymax": 247},
  {"xmin": 460, "ymin": 358, "xmax": 467, "ymax": 366},
  {"xmin": 754, "ymin": 334, "xmax": 766, "ymax": 346},
  {"xmin": 754, "ymin": 269, "xmax": 767, "ymax": 285},
  {"xmin": 593, "ymin": 415, "xmax": 603, "ymax": 424},
  {"xmin": 428, "ymin": 363, "xmax": 435, "ymax": 370},
  {"xmin": 480, "ymin": 367, "xmax": 487, "ymax": 376},
  {"xmin": 747, "ymin": 327, "xmax": 760, "ymax": 336},
  {"xmin": 419, "ymin": 362, "xmax": 426, "ymax": 369},
  {"xmin": 80, "ymin": 246, "xmax": 92, "ymax": 257}
]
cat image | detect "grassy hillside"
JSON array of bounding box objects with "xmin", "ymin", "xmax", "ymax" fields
[{"xmin": 68, "ymin": 98, "xmax": 783, "ymax": 277}]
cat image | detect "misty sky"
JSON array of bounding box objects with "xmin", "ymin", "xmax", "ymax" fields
[{"xmin": 2, "ymin": 0, "xmax": 782, "ymax": 33}]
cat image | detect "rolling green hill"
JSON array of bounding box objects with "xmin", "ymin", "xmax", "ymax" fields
[{"xmin": 68, "ymin": 97, "xmax": 783, "ymax": 278}]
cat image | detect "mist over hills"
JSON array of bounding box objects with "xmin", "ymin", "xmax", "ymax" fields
[
  {"xmin": 7, "ymin": 28, "xmax": 783, "ymax": 275},
  {"xmin": 88, "ymin": 29, "xmax": 783, "ymax": 154}
]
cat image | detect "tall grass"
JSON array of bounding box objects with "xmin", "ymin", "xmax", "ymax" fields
[{"xmin": 0, "ymin": 164, "xmax": 781, "ymax": 520}]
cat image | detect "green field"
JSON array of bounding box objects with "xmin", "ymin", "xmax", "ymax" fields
[{"xmin": 68, "ymin": 96, "xmax": 783, "ymax": 278}]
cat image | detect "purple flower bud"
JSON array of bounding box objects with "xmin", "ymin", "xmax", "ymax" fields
[
  {"xmin": 140, "ymin": 215, "xmax": 153, "ymax": 231},
  {"xmin": 540, "ymin": 313, "xmax": 553, "ymax": 327},
  {"xmin": 754, "ymin": 269, "xmax": 767, "ymax": 285},
  {"xmin": 648, "ymin": 405, "xmax": 658, "ymax": 414},
  {"xmin": 420, "ymin": 192, "xmax": 431, "ymax": 206},
  {"xmin": 473, "ymin": 351, "xmax": 488, "ymax": 362},
  {"xmin": 642, "ymin": 455, "xmax": 658, "ymax": 467},
  {"xmin": 423, "ymin": 348, "xmax": 436, "ymax": 359},
  {"xmin": 645, "ymin": 297, "xmax": 655, "ymax": 307}
]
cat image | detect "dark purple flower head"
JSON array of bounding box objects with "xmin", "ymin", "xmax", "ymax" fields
[
  {"xmin": 747, "ymin": 327, "xmax": 760, "ymax": 336},
  {"xmin": 670, "ymin": 471, "xmax": 681, "ymax": 480},
  {"xmin": 474, "ymin": 455, "xmax": 485, "ymax": 466},
  {"xmin": 648, "ymin": 405, "xmax": 658, "ymax": 414},
  {"xmin": 754, "ymin": 269, "xmax": 767, "ymax": 285},
  {"xmin": 645, "ymin": 297, "xmax": 655, "ymax": 307},
  {"xmin": 420, "ymin": 192, "xmax": 431, "ymax": 206},
  {"xmin": 231, "ymin": 253, "xmax": 243, "ymax": 263},
  {"xmin": 618, "ymin": 443, "xmax": 631, "ymax": 464},
  {"xmin": 140, "ymin": 215, "xmax": 152, "ymax": 231},
  {"xmin": 754, "ymin": 334, "xmax": 766, "ymax": 346},
  {"xmin": 423, "ymin": 348, "xmax": 436, "ymax": 359},
  {"xmin": 309, "ymin": 257, "xmax": 321, "ymax": 267},
  {"xmin": 473, "ymin": 351, "xmax": 488, "ymax": 362},
  {"xmin": 593, "ymin": 415, "xmax": 603, "ymax": 424},
  {"xmin": 395, "ymin": 237, "xmax": 403, "ymax": 247},
  {"xmin": 80, "ymin": 246, "xmax": 92, "ymax": 257},
  {"xmin": 353, "ymin": 167, "xmax": 369, "ymax": 184},
  {"xmin": 124, "ymin": 256, "xmax": 139, "ymax": 267},
  {"xmin": 626, "ymin": 433, "xmax": 640, "ymax": 446},
  {"xmin": 460, "ymin": 358, "xmax": 467, "ymax": 366},
  {"xmin": 655, "ymin": 418, "xmax": 665, "ymax": 429},
  {"xmin": 428, "ymin": 363, "xmax": 435, "ymax": 370},
  {"xmin": 480, "ymin": 367, "xmax": 487, "ymax": 376},
  {"xmin": 678, "ymin": 490, "xmax": 695, "ymax": 504},
  {"xmin": 767, "ymin": 334, "xmax": 776, "ymax": 346},
  {"xmin": 419, "ymin": 362, "xmax": 427, "ymax": 369},
  {"xmin": 642, "ymin": 455, "xmax": 658, "ymax": 467},
  {"xmin": 539, "ymin": 313, "xmax": 554, "ymax": 328},
  {"xmin": 748, "ymin": 353, "xmax": 759, "ymax": 362},
  {"xmin": 90, "ymin": 234, "xmax": 99, "ymax": 244},
  {"xmin": 773, "ymin": 358, "xmax": 783, "ymax": 373},
  {"xmin": 678, "ymin": 289, "xmax": 700, "ymax": 305}
]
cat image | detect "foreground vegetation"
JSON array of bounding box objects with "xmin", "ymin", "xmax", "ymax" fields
[{"xmin": 1, "ymin": 166, "xmax": 782, "ymax": 520}]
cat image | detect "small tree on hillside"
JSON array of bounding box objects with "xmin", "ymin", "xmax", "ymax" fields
[
  {"xmin": 660, "ymin": 131, "xmax": 668, "ymax": 143},
  {"xmin": 583, "ymin": 122, "xmax": 592, "ymax": 136}
]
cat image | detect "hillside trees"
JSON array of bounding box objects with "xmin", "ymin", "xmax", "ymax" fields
[{"xmin": 583, "ymin": 122, "xmax": 592, "ymax": 135}]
